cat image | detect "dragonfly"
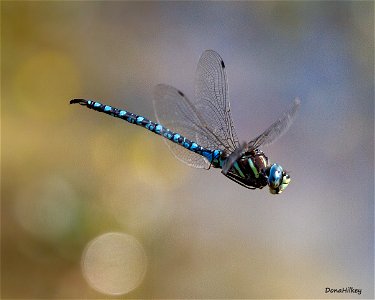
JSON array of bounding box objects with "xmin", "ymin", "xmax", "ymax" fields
[{"xmin": 71, "ymin": 50, "xmax": 300, "ymax": 194}]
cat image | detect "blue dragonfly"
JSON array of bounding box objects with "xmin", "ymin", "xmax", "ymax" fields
[{"xmin": 71, "ymin": 50, "xmax": 300, "ymax": 194}]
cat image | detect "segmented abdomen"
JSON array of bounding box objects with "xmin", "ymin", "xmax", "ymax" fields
[{"xmin": 70, "ymin": 99, "xmax": 221, "ymax": 163}]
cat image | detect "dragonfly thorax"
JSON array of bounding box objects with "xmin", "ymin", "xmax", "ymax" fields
[
  {"xmin": 221, "ymin": 149, "xmax": 291, "ymax": 194},
  {"xmin": 222, "ymin": 149, "xmax": 269, "ymax": 190}
]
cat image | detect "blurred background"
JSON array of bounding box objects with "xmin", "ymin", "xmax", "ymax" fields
[{"xmin": 2, "ymin": 1, "xmax": 373, "ymax": 298}]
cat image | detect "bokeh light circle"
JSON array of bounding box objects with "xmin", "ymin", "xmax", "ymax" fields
[
  {"xmin": 14, "ymin": 176, "xmax": 79, "ymax": 241},
  {"xmin": 81, "ymin": 232, "xmax": 147, "ymax": 295}
]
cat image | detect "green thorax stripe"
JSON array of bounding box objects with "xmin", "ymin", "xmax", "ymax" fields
[
  {"xmin": 233, "ymin": 161, "xmax": 245, "ymax": 178},
  {"xmin": 248, "ymin": 158, "xmax": 260, "ymax": 178}
]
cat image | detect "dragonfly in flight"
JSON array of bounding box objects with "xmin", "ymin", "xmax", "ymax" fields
[{"xmin": 71, "ymin": 50, "xmax": 300, "ymax": 194}]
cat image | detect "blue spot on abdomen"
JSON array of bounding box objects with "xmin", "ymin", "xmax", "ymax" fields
[
  {"xmin": 136, "ymin": 116, "xmax": 144, "ymax": 124},
  {"xmin": 213, "ymin": 150, "xmax": 221, "ymax": 159},
  {"xmin": 173, "ymin": 134, "xmax": 180, "ymax": 143},
  {"xmin": 190, "ymin": 143, "xmax": 198, "ymax": 151},
  {"xmin": 155, "ymin": 125, "xmax": 163, "ymax": 134},
  {"xmin": 202, "ymin": 151, "xmax": 213, "ymax": 161}
]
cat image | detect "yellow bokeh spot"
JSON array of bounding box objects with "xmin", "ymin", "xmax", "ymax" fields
[
  {"xmin": 11, "ymin": 50, "xmax": 81, "ymax": 120},
  {"xmin": 128, "ymin": 134, "xmax": 190, "ymax": 190}
]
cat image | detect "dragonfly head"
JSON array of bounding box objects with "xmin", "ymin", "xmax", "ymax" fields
[{"xmin": 268, "ymin": 164, "xmax": 291, "ymax": 194}]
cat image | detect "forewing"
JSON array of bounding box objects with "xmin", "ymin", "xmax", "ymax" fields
[
  {"xmin": 153, "ymin": 84, "xmax": 210, "ymax": 168},
  {"xmin": 247, "ymin": 98, "xmax": 300, "ymax": 151},
  {"xmin": 195, "ymin": 50, "xmax": 240, "ymax": 152}
]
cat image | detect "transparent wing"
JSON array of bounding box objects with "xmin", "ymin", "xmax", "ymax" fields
[
  {"xmin": 247, "ymin": 98, "xmax": 301, "ymax": 152},
  {"xmin": 221, "ymin": 142, "xmax": 247, "ymax": 175},
  {"xmin": 195, "ymin": 50, "xmax": 240, "ymax": 152},
  {"xmin": 153, "ymin": 84, "xmax": 210, "ymax": 168},
  {"xmin": 153, "ymin": 50, "xmax": 241, "ymax": 168}
]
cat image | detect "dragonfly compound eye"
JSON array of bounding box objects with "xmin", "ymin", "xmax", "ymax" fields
[
  {"xmin": 268, "ymin": 164, "xmax": 284, "ymax": 189},
  {"xmin": 269, "ymin": 170, "xmax": 291, "ymax": 194}
]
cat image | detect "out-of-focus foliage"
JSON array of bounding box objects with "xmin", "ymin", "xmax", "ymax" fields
[{"xmin": 2, "ymin": 1, "xmax": 373, "ymax": 298}]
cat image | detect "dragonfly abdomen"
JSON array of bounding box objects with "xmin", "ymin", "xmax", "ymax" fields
[{"xmin": 70, "ymin": 99, "xmax": 220, "ymax": 163}]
